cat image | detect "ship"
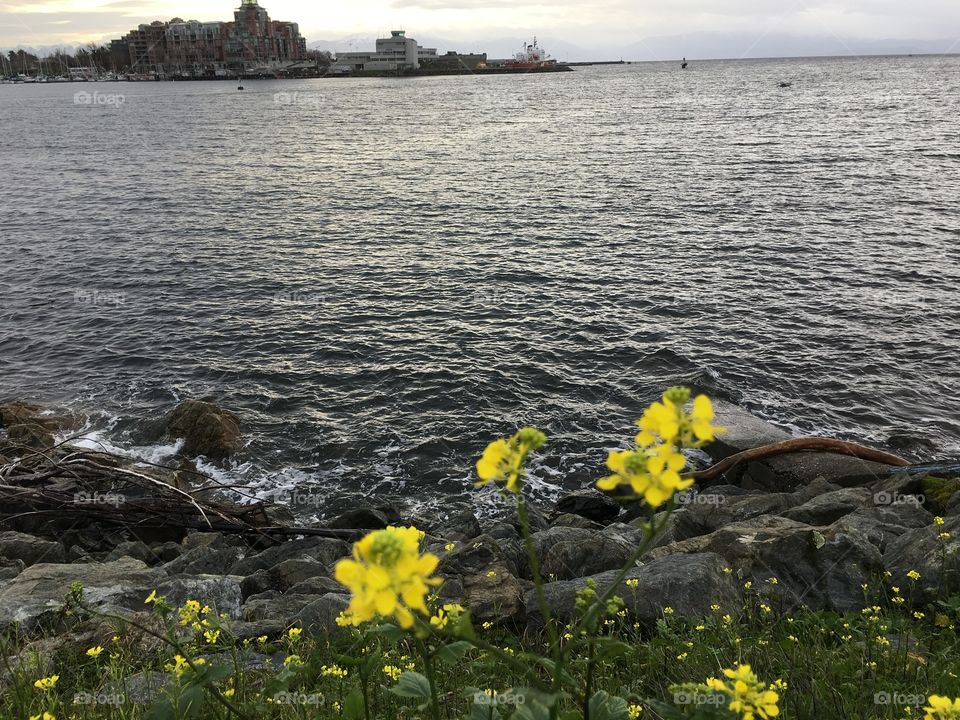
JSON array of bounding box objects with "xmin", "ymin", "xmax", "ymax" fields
[{"xmin": 503, "ymin": 38, "xmax": 558, "ymax": 69}]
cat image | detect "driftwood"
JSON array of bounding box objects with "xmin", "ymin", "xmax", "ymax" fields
[
  {"xmin": 0, "ymin": 439, "xmax": 365, "ymax": 544},
  {"xmin": 692, "ymin": 437, "xmax": 912, "ymax": 484}
]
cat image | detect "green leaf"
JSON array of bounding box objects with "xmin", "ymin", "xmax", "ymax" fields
[
  {"xmin": 453, "ymin": 610, "xmax": 477, "ymax": 640},
  {"xmin": 593, "ymin": 638, "xmax": 633, "ymax": 662},
  {"xmin": 470, "ymin": 701, "xmax": 501, "ymax": 720},
  {"xmin": 436, "ymin": 640, "xmax": 474, "ymax": 666},
  {"xmin": 343, "ymin": 688, "xmax": 366, "ymax": 720},
  {"xmin": 388, "ymin": 670, "xmax": 433, "ymax": 699},
  {"xmin": 369, "ymin": 622, "xmax": 408, "ymax": 645},
  {"xmin": 588, "ymin": 691, "xmax": 629, "ymax": 720}
]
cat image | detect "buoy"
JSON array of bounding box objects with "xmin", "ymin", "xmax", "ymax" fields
[{"xmin": 237, "ymin": 85, "xmax": 244, "ymax": 90}]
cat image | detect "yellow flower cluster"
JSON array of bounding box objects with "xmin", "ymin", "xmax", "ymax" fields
[
  {"xmin": 706, "ymin": 664, "xmax": 781, "ymax": 720},
  {"xmin": 334, "ymin": 526, "xmax": 441, "ymax": 628},
  {"xmin": 429, "ymin": 603, "xmax": 465, "ymax": 630},
  {"xmin": 926, "ymin": 695, "xmax": 960, "ymax": 719},
  {"xmin": 383, "ymin": 665, "xmax": 402, "ymax": 681},
  {"xmin": 597, "ymin": 388, "xmax": 722, "ymax": 508},
  {"xmin": 164, "ymin": 655, "xmax": 206, "ymax": 678},
  {"xmin": 29, "ymin": 713, "xmax": 56, "ymax": 720},
  {"xmin": 476, "ymin": 427, "xmax": 547, "ymax": 493},
  {"xmin": 321, "ymin": 664, "xmax": 348, "ymax": 679},
  {"xmin": 33, "ymin": 675, "xmax": 58, "ymax": 691}
]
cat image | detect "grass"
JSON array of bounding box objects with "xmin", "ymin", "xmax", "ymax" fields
[{"xmin": 3, "ymin": 580, "xmax": 959, "ymax": 720}]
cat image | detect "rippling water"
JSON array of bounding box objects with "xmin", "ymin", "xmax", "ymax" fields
[{"xmin": 2, "ymin": 56, "xmax": 959, "ymax": 515}]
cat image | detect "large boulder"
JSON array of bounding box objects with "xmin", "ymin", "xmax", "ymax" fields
[
  {"xmin": 645, "ymin": 515, "xmax": 881, "ymax": 612},
  {"xmin": 781, "ymin": 487, "xmax": 874, "ymax": 526},
  {"xmin": 553, "ymin": 489, "xmax": 622, "ymax": 524},
  {"xmin": 159, "ymin": 400, "xmax": 242, "ymax": 460},
  {"xmin": 0, "ymin": 531, "xmax": 67, "ymax": 566},
  {"xmin": 0, "ymin": 402, "xmax": 82, "ymax": 451},
  {"xmin": 883, "ymin": 516, "xmax": 960, "ymax": 603},
  {"xmin": 531, "ymin": 526, "xmax": 635, "ymax": 581},
  {"xmin": 0, "ymin": 558, "xmax": 165, "ymax": 631},
  {"xmin": 228, "ymin": 537, "xmax": 349, "ymax": 577},
  {"xmin": 155, "ymin": 575, "xmax": 243, "ymax": 619},
  {"xmin": 526, "ymin": 552, "xmax": 739, "ymax": 626}
]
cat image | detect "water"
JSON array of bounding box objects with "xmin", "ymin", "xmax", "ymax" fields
[{"xmin": 2, "ymin": 56, "xmax": 959, "ymax": 516}]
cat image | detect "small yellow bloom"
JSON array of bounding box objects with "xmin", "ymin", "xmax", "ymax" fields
[
  {"xmin": 934, "ymin": 516, "xmax": 945, "ymax": 526},
  {"xmin": 940, "ymin": 532, "xmax": 951, "ymax": 541},
  {"xmin": 706, "ymin": 664, "xmax": 780, "ymax": 720},
  {"xmin": 383, "ymin": 665, "xmax": 402, "ymax": 681},
  {"xmin": 287, "ymin": 627, "xmax": 302, "ymax": 642},
  {"xmin": 676, "ymin": 652, "xmax": 688, "ymax": 661},
  {"xmin": 628, "ymin": 704, "xmax": 643, "ymax": 720},
  {"xmin": 663, "ymin": 606, "xmax": 674, "ymax": 616},
  {"xmin": 204, "ymin": 629, "xmax": 220, "ymax": 644},
  {"xmin": 476, "ymin": 427, "xmax": 547, "ymax": 493},
  {"xmin": 33, "ymin": 675, "xmax": 59, "ymax": 691},
  {"xmin": 925, "ymin": 695, "xmax": 960, "ymax": 720},
  {"xmin": 86, "ymin": 645, "xmax": 104, "ymax": 658},
  {"xmin": 626, "ymin": 579, "xmax": 639, "ymax": 588},
  {"xmin": 907, "ymin": 569, "xmax": 921, "ymax": 581},
  {"xmin": 283, "ymin": 654, "xmax": 303, "ymax": 667},
  {"xmin": 29, "ymin": 714, "xmax": 56, "ymax": 720},
  {"xmin": 144, "ymin": 590, "xmax": 158, "ymax": 604},
  {"xmin": 597, "ymin": 444, "xmax": 691, "ymax": 508},
  {"xmin": 444, "ymin": 543, "xmax": 456, "ymax": 552},
  {"xmin": 224, "ymin": 688, "xmax": 235, "ymax": 698}
]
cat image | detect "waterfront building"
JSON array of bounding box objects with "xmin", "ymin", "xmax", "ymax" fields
[
  {"xmin": 119, "ymin": 0, "xmax": 306, "ymax": 77},
  {"xmin": 335, "ymin": 31, "xmax": 438, "ymax": 72}
]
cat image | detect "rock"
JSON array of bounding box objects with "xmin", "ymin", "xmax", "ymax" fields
[
  {"xmin": 155, "ymin": 575, "xmax": 243, "ymax": 619},
  {"xmin": 439, "ymin": 567, "xmax": 528, "ymax": 626},
  {"xmin": 526, "ymin": 553, "xmax": 739, "ymax": 626},
  {"xmin": 0, "ymin": 531, "xmax": 67, "ymax": 566},
  {"xmin": 438, "ymin": 535, "xmax": 519, "ymax": 578},
  {"xmin": 883, "ymin": 516, "xmax": 960, "ymax": 603},
  {"xmin": 105, "ymin": 671, "xmax": 176, "ymax": 705},
  {"xmin": 298, "ymin": 593, "xmax": 351, "ymax": 636},
  {"xmin": 429, "ymin": 510, "xmax": 482, "ymax": 541},
  {"xmin": 0, "ymin": 557, "xmax": 24, "ymax": 581},
  {"xmin": 159, "ymin": 400, "xmax": 242, "ymax": 460},
  {"xmin": 0, "ymin": 558, "xmax": 165, "ymax": 631},
  {"xmin": 948, "ymin": 492, "xmax": 960, "ymax": 517},
  {"xmin": 532, "ymin": 527, "xmax": 635, "ymax": 581},
  {"xmin": 229, "ymin": 538, "xmax": 349, "ymax": 577},
  {"xmin": 0, "ymin": 402, "xmax": 81, "ymax": 451},
  {"xmin": 554, "ymin": 489, "xmax": 622, "ymax": 524},
  {"xmin": 241, "ymin": 591, "xmax": 350, "ymax": 635},
  {"xmin": 105, "ymin": 541, "xmax": 168, "ymax": 565},
  {"xmin": 286, "ymin": 575, "xmax": 343, "ymax": 596},
  {"xmin": 162, "ymin": 546, "xmax": 245, "ymax": 576},
  {"xmin": 781, "ymin": 488, "xmax": 873, "ymax": 525},
  {"xmin": 240, "ymin": 558, "xmax": 332, "ymax": 597},
  {"xmin": 549, "ymin": 513, "xmax": 604, "ymax": 531},
  {"xmin": 181, "ymin": 532, "xmax": 232, "ymax": 550},
  {"xmin": 830, "ymin": 503, "xmax": 933, "ymax": 552},
  {"xmin": 327, "ymin": 507, "xmax": 392, "ymax": 530},
  {"xmin": 646, "ymin": 515, "xmax": 881, "ymax": 612},
  {"xmin": 707, "ymin": 400, "xmax": 792, "ymax": 459}
]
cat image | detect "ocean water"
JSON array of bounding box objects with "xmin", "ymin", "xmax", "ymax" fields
[{"xmin": 1, "ymin": 56, "xmax": 959, "ymax": 516}]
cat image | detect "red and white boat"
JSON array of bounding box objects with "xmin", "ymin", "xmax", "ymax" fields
[{"xmin": 503, "ymin": 38, "xmax": 558, "ymax": 69}]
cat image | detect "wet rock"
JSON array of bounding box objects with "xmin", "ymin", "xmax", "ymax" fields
[
  {"xmin": 158, "ymin": 400, "xmax": 242, "ymax": 460},
  {"xmin": 429, "ymin": 510, "xmax": 482, "ymax": 541},
  {"xmin": 0, "ymin": 531, "xmax": 67, "ymax": 566},
  {"xmin": 883, "ymin": 516, "xmax": 960, "ymax": 603},
  {"xmin": 327, "ymin": 507, "xmax": 393, "ymax": 530},
  {"xmin": 0, "ymin": 402, "xmax": 82, "ymax": 451},
  {"xmin": 554, "ymin": 489, "xmax": 622, "ymax": 524},
  {"xmin": 241, "ymin": 591, "xmax": 350, "ymax": 635},
  {"xmin": 438, "ymin": 534, "xmax": 519, "ymax": 578},
  {"xmin": 549, "ymin": 513, "xmax": 604, "ymax": 531},
  {"xmin": 0, "ymin": 558, "xmax": 165, "ymax": 631},
  {"xmin": 526, "ymin": 552, "xmax": 739, "ymax": 626},
  {"xmin": 707, "ymin": 400, "xmax": 792, "ymax": 459},
  {"xmin": 229, "ymin": 537, "xmax": 349, "ymax": 576},
  {"xmin": 829, "ymin": 503, "xmax": 932, "ymax": 552}
]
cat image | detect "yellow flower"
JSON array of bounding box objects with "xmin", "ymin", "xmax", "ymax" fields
[
  {"xmin": 940, "ymin": 532, "xmax": 951, "ymax": 541},
  {"xmin": 223, "ymin": 688, "xmax": 235, "ymax": 698},
  {"xmin": 628, "ymin": 705, "xmax": 643, "ymax": 720},
  {"xmin": 144, "ymin": 590, "xmax": 158, "ymax": 604},
  {"xmin": 626, "ymin": 579, "xmax": 639, "ymax": 588},
  {"xmin": 597, "ymin": 445, "xmax": 691, "ymax": 508},
  {"xmin": 767, "ymin": 577, "xmax": 778, "ymax": 585},
  {"xmin": 663, "ymin": 606, "xmax": 674, "ymax": 616},
  {"xmin": 283, "ymin": 654, "xmax": 303, "ymax": 667},
  {"xmin": 164, "ymin": 655, "xmax": 205, "ymax": 677},
  {"xmin": 179, "ymin": 599, "xmax": 202, "ymax": 626},
  {"xmin": 256, "ymin": 635, "xmax": 268, "ymax": 645},
  {"xmin": 287, "ymin": 627, "xmax": 302, "ymax": 642},
  {"xmin": 86, "ymin": 646, "xmax": 104, "ymax": 658},
  {"xmin": 935, "ymin": 516, "xmax": 945, "ymax": 526},
  {"xmin": 33, "ymin": 675, "xmax": 59, "ymax": 691},
  {"xmin": 204, "ymin": 629, "xmax": 220, "ymax": 644},
  {"xmin": 475, "ymin": 427, "xmax": 547, "ymax": 493},
  {"xmin": 322, "ymin": 664, "xmax": 348, "ymax": 678},
  {"xmin": 486, "ymin": 570, "xmax": 497, "ymax": 578},
  {"xmin": 383, "ymin": 665, "xmax": 402, "ymax": 681},
  {"xmin": 334, "ymin": 526, "xmax": 442, "ymax": 628},
  {"xmin": 908, "ymin": 570, "xmax": 921, "ymax": 581},
  {"xmin": 676, "ymin": 652, "xmax": 688, "ymax": 661},
  {"xmin": 29, "ymin": 714, "xmax": 56, "ymax": 720},
  {"xmin": 429, "ymin": 603, "xmax": 465, "ymax": 630},
  {"xmin": 707, "ymin": 664, "xmax": 781, "ymax": 720},
  {"xmin": 444, "ymin": 543, "xmax": 456, "ymax": 552},
  {"xmin": 635, "ymin": 388, "xmax": 723, "ymax": 448},
  {"xmin": 925, "ymin": 695, "xmax": 960, "ymax": 719}
]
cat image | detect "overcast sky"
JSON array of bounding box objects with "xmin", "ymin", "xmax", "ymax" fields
[{"xmin": 2, "ymin": 0, "xmax": 959, "ymax": 55}]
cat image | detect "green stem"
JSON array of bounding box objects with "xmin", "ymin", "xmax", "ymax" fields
[
  {"xmin": 582, "ymin": 638, "xmax": 595, "ymax": 720},
  {"xmin": 416, "ymin": 638, "xmax": 442, "ymax": 720},
  {"xmin": 516, "ymin": 492, "xmax": 559, "ymax": 655}
]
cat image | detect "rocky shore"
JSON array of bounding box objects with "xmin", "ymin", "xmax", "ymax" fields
[{"xmin": 1, "ymin": 398, "xmax": 958, "ymax": 660}]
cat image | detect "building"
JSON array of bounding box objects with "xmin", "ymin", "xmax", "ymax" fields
[
  {"xmin": 334, "ymin": 31, "xmax": 438, "ymax": 72},
  {"xmin": 420, "ymin": 51, "xmax": 488, "ymax": 71},
  {"xmin": 118, "ymin": 0, "xmax": 306, "ymax": 77}
]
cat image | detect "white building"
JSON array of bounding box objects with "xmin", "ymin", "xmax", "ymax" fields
[{"xmin": 334, "ymin": 30, "xmax": 437, "ymax": 72}]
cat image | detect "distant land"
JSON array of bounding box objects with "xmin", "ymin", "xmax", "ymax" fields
[{"xmin": 5, "ymin": 31, "xmax": 958, "ymax": 64}]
